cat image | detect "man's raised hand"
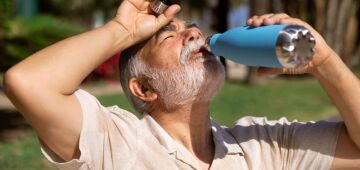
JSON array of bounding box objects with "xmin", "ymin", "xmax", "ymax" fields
[{"xmin": 114, "ymin": 0, "xmax": 181, "ymax": 47}]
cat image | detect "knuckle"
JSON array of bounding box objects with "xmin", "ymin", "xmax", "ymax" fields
[
  {"xmin": 293, "ymin": 18, "xmax": 303, "ymax": 23},
  {"xmin": 278, "ymin": 13, "xmax": 289, "ymax": 17}
]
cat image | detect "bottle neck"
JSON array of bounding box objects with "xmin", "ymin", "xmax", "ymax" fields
[{"xmin": 206, "ymin": 33, "xmax": 222, "ymax": 52}]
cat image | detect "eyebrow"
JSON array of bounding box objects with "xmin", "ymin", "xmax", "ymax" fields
[
  {"xmin": 155, "ymin": 22, "xmax": 199, "ymax": 40},
  {"xmin": 155, "ymin": 24, "xmax": 177, "ymax": 40},
  {"xmin": 185, "ymin": 22, "xmax": 199, "ymax": 29}
]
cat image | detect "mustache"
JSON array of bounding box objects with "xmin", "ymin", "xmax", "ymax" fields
[{"xmin": 180, "ymin": 38, "xmax": 206, "ymax": 64}]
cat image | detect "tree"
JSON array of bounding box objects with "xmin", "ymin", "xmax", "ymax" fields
[
  {"xmin": 0, "ymin": 0, "xmax": 14, "ymax": 72},
  {"xmin": 245, "ymin": 0, "xmax": 271, "ymax": 85},
  {"xmin": 39, "ymin": 0, "xmax": 119, "ymax": 26},
  {"xmin": 211, "ymin": 0, "xmax": 230, "ymax": 78}
]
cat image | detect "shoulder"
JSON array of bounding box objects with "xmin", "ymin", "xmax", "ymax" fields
[
  {"xmin": 231, "ymin": 116, "xmax": 294, "ymax": 126},
  {"xmin": 226, "ymin": 116, "xmax": 309, "ymax": 145},
  {"xmin": 105, "ymin": 105, "xmax": 140, "ymax": 125},
  {"xmin": 74, "ymin": 89, "xmax": 140, "ymax": 136},
  {"xmin": 227, "ymin": 116, "xmax": 342, "ymax": 146},
  {"xmin": 75, "ymin": 89, "xmax": 138, "ymax": 120},
  {"xmin": 228, "ymin": 116, "xmax": 295, "ymax": 136}
]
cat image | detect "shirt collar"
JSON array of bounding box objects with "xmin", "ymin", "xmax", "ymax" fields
[
  {"xmin": 141, "ymin": 114, "xmax": 244, "ymax": 156},
  {"xmin": 141, "ymin": 114, "xmax": 177, "ymax": 154}
]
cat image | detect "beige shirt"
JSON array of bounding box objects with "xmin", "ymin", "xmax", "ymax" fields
[{"xmin": 41, "ymin": 89, "xmax": 343, "ymax": 170}]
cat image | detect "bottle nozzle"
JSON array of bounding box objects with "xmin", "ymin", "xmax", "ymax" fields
[{"xmin": 204, "ymin": 36, "xmax": 212, "ymax": 51}]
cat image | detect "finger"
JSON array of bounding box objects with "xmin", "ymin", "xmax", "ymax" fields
[
  {"xmin": 155, "ymin": 4, "xmax": 181, "ymax": 28},
  {"xmin": 258, "ymin": 66, "xmax": 310, "ymax": 75},
  {"xmin": 247, "ymin": 15, "xmax": 259, "ymax": 25},
  {"xmin": 278, "ymin": 17, "xmax": 304, "ymax": 26},
  {"xmin": 251, "ymin": 13, "xmax": 275, "ymax": 26},
  {"xmin": 263, "ymin": 13, "xmax": 290, "ymax": 25},
  {"xmin": 257, "ymin": 67, "xmax": 283, "ymax": 76},
  {"xmin": 278, "ymin": 17, "xmax": 317, "ymax": 35}
]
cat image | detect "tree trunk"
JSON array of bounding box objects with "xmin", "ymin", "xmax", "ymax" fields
[
  {"xmin": 212, "ymin": 0, "xmax": 230, "ymax": 78},
  {"xmin": 314, "ymin": 0, "xmax": 326, "ymax": 34},
  {"xmin": 245, "ymin": 0, "xmax": 271, "ymax": 85},
  {"xmin": 272, "ymin": 0, "xmax": 284, "ymax": 13},
  {"xmin": 325, "ymin": 0, "xmax": 339, "ymax": 47},
  {"xmin": 298, "ymin": 0, "xmax": 309, "ymax": 20},
  {"xmin": 343, "ymin": 1, "xmax": 360, "ymax": 65},
  {"xmin": 333, "ymin": 0, "xmax": 353, "ymax": 55}
]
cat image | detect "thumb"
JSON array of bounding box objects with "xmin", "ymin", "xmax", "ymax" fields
[
  {"xmin": 155, "ymin": 4, "xmax": 181, "ymax": 29},
  {"xmin": 257, "ymin": 66, "xmax": 310, "ymax": 75},
  {"xmin": 257, "ymin": 67, "xmax": 283, "ymax": 76}
]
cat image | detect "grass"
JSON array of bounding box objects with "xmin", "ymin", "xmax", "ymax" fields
[
  {"xmin": 0, "ymin": 77, "xmax": 337, "ymax": 169},
  {"xmin": 98, "ymin": 77, "xmax": 337, "ymax": 126},
  {"xmin": 0, "ymin": 131, "xmax": 56, "ymax": 170},
  {"xmin": 211, "ymin": 78, "xmax": 336, "ymax": 125}
]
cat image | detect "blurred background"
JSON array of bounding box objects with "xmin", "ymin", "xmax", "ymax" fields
[{"xmin": 0, "ymin": 0, "xmax": 359, "ymax": 169}]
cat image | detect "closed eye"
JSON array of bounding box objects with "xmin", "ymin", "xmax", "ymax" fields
[
  {"xmin": 165, "ymin": 35, "xmax": 174, "ymax": 40},
  {"xmin": 161, "ymin": 35, "xmax": 175, "ymax": 43}
]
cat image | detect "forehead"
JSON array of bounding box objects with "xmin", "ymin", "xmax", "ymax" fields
[{"xmin": 136, "ymin": 19, "xmax": 200, "ymax": 67}]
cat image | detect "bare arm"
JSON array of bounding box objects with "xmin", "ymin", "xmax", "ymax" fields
[
  {"xmin": 3, "ymin": 0, "xmax": 179, "ymax": 161},
  {"xmin": 313, "ymin": 52, "xmax": 360, "ymax": 169},
  {"xmin": 247, "ymin": 14, "xmax": 360, "ymax": 168},
  {"xmin": 314, "ymin": 51, "xmax": 360, "ymax": 148}
]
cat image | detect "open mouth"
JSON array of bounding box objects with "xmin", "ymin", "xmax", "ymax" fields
[
  {"xmin": 192, "ymin": 46, "xmax": 212, "ymax": 59},
  {"xmin": 180, "ymin": 39, "xmax": 213, "ymax": 64}
]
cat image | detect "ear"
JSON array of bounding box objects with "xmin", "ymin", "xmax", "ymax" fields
[{"xmin": 128, "ymin": 77, "xmax": 158, "ymax": 102}]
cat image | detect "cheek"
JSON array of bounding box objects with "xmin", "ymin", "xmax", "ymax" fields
[
  {"xmin": 164, "ymin": 37, "xmax": 182, "ymax": 56},
  {"xmin": 154, "ymin": 43, "xmax": 183, "ymax": 68}
]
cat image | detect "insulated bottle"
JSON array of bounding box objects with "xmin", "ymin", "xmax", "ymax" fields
[{"xmin": 206, "ymin": 25, "xmax": 316, "ymax": 68}]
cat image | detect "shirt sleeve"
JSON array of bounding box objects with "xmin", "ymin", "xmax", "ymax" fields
[
  {"xmin": 229, "ymin": 116, "xmax": 343, "ymax": 170},
  {"xmin": 40, "ymin": 89, "xmax": 140, "ymax": 170}
]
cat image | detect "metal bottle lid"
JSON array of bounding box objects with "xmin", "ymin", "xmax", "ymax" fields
[
  {"xmin": 150, "ymin": 0, "xmax": 174, "ymax": 14},
  {"xmin": 276, "ymin": 25, "xmax": 316, "ymax": 68}
]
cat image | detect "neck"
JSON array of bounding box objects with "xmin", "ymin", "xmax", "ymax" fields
[{"xmin": 149, "ymin": 101, "xmax": 215, "ymax": 166}]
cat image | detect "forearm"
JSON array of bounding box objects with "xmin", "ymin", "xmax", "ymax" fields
[
  {"xmin": 313, "ymin": 51, "xmax": 360, "ymax": 148},
  {"xmin": 6, "ymin": 21, "xmax": 130, "ymax": 95}
]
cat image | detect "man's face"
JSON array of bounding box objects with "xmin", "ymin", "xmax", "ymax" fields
[
  {"xmin": 141, "ymin": 19, "xmax": 215, "ymax": 69},
  {"xmin": 137, "ymin": 19, "xmax": 225, "ymax": 110}
]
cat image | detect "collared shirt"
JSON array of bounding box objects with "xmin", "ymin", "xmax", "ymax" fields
[{"xmin": 40, "ymin": 89, "xmax": 342, "ymax": 170}]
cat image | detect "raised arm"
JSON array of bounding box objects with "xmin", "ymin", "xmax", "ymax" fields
[
  {"xmin": 3, "ymin": 0, "xmax": 180, "ymax": 161},
  {"xmin": 249, "ymin": 13, "xmax": 360, "ymax": 168}
]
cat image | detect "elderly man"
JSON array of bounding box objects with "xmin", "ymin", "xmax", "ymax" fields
[{"xmin": 3, "ymin": 0, "xmax": 360, "ymax": 169}]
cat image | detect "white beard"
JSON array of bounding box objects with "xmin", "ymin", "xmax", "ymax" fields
[{"xmin": 146, "ymin": 39, "xmax": 225, "ymax": 111}]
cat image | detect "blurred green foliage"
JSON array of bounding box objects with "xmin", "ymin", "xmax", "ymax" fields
[
  {"xmin": 0, "ymin": 15, "xmax": 85, "ymax": 72},
  {"xmin": 5, "ymin": 15, "xmax": 84, "ymax": 59},
  {"xmin": 39, "ymin": 0, "xmax": 118, "ymax": 22},
  {"xmin": 0, "ymin": 0, "xmax": 12, "ymax": 25}
]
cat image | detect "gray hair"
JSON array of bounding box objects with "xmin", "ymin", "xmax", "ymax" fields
[
  {"xmin": 119, "ymin": 44, "xmax": 150, "ymax": 114},
  {"xmin": 119, "ymin": 39, "xmax": 225, "ymax": 114}
]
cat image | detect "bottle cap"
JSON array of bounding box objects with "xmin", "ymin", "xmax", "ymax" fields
[
  {"xmin": 276, "ymin": 25, "xmax": 316, "ymax": 68},
  {"xmin": 150, "ymin": 0, "xmax": 178, "ymax": 14}
]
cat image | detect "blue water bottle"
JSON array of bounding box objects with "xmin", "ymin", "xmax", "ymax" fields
[{"xmin": 207, "ymin": 25, "xmax": 316, "ymax": 68}]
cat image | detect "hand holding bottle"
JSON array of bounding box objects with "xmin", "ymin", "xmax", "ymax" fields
[{"xmin": 247, "ymin": 13, "xmax": 333, "ymax": 75}]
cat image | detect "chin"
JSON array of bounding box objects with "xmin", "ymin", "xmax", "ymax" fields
[{"xmin": 196, "ymin": 58, "xmax": 225, "ymax": 102}]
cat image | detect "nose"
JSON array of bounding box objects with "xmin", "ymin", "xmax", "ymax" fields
[{"xmin": 183, "ymin": 28, "xmax": 202, "ymax": 45}]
